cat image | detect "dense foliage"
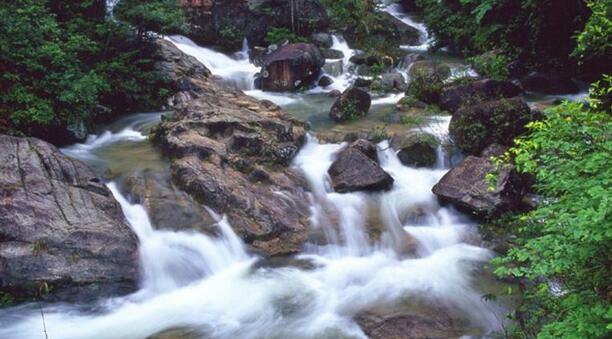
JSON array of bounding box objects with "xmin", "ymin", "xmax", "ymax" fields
[
  {"xmin": 115, "ymin": 0, "xmax": 186, "ymax": 40},
  {"xmin": 492, "ymin": 80, "xmax": 612, "ymax": 338},
  {"xmin": 415, "ymin": 0, "xmax": 610, "ymax": 78},
  {"xmin": 0, "ymin": 0, "xmax": 183, "ymax": 144}
]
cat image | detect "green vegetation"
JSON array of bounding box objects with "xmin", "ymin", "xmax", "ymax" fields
[
  {"xmin": 491, "ymin": 82, "xmax": 612, "ymax": 338},
  {"xmin": 467, "ymin": 53, "xmax": 510, "ymax": 80},
  {"xmin": 406, "ymin": 69, "xmax": 444, "ymax": 104},
  {"xmin": 265, "ymin": 27, "xmax": 307, "ymax": 45},
  {"xmin": 115, "ymin": 0, "xmax": 186, "ymax": 41},
  {"xmin": 0, "ymin": 0, "xmax": 183, "ymax": 143},
  {"xmin": 415, "ymin": 0, "xmax": 611, "ymax": 77}
]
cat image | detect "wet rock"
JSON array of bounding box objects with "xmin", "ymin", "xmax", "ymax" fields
[
  {"xmin": 400, "ymin": 53, "xmax": 425, "ymax": 69},
  {"xmin": 521, "ymin": 72, "xmax": 580, "ymax": 94},
  {"xmin": 153, "ymin": 41, "xmax": 312, "ymax": 256},
  {"xmin": 350, "ymin": 139, "xmax": 379, "ymax": 162},
  {"xmin": 349, "ymin": 54, "xmax": 367, "ymax": 65},
  {"xmin": 0, "ymin": 135, "xmax": 139, "ymax": 301},
  {"xmin": 328, "ymin": 89, "xmax": 342, "ymax": 97},
  {"xmin": 380, "ymin": 72, "xmax": 407, "ymax": 91},
  {"xmin": 261, "ymin": 43, "xmax": 325, "ymax": 91},
  {"xmin": 329, "ymin": 87, "xmax": 372, "ymax": 122},
  {"xmin": 356, "ymin": 312, "xmax": 463, "ymax": 339},
  {"xmin": 318, "ymin": 75, "xmax": 334, "ymax": 87},
  {"xmin": 328, "ymin": 141, "xmax": 394, "ymax": 193},
  {"xmin": 250, "ymin": 46, "xmax": 268, "ymax": 67},
  {"xmin": 321, "ymin": 48, "xmax": 344, "ymax": 59},
  {"xmin": 354, "ymin": 77, "xmax": 373, "ymax": 88},
  {"xmin": 439, "ymin": 79, "xmax": 523, "ymax": 113},
  {"xmin": 449, "ymin": 97, "xmax": 532, "ymax": 155},
  {"xmin": 396, "ymin": 133, "xmax": 438, "ymax": 168},
  {"xmin": 125, "ymin": 170, "xmax": 217, "ymax": 234},
  {"xmin": 311, "ymin": 32, "xmax": 333, "ymax": 48},
  {"xmin": 408, "ymin": 60, "xmax": 451, "ymax": 80},
  {"xmin": 432, "ymin": 155, "xmax": 526, "ymax": 217},
  {"xmin": 322, "ymin": 59, "xmax": 343, "ymax": 77}
]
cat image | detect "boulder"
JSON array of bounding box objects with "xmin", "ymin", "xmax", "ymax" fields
[
  {"xmin": 520, "ymin": 72, "xmax": 580, "ymax": 94},
  {"xmin": 354, "ymin": 77, "xmax": 373, "ymax": 88},
  {"xmin": 432, "ymin": 155, "xmax": 526, "ymax": 217},
  {"xmin": 396, "ymin": 133, "xmax": 438, "ymax": 168},
  {"xmin": 408, "ymin": 60, "xmax": 451, "ymax": 79},
  {"xmin": 400, "ymin": 53, "xmax": 425, "ymax": 69},
  {"xmin": 322, "ymin": 59, "xmax": 343, "ymax": 77},
  {"xmin": 153, "ymin": 40, "xmax": 312, "ymax": 256},
  {"xmin": 261, "ymin": 43, "xmax": 325, "ymax": 91},
  {"xmin": 449, "ymin": 97, "xmax": 532, "ymax": 155},
  {"xmin": 125, "ymin": 170, "xmax": 217, "ymax": 234},
  {"xmin": 439, "ymin": 79, "xmax": 523, "ymax": 113},
  {"xmin": 480, "ymin": 143, "xmax": 509, "ymax": 159},
  {"xmin": 318, "ymin": 75, "xmax": 334, "ymax": 87},
  {"xmin": 328, "ymin": 141, "xmax": 394, "ymax": 193},
  {"xmin": 0, "ymin": 135, "xmax": 139, "ymax": 301},
  {"xmin": 345, "ymin": 12, "xmax": 420, "ymax": 49},
  {"xmin": 321, "ymin": 48, "xmax": 344, "ymax": 59},
  {"xmin": 328, "ymin": 89, "xmax": 342, "ymax": 97},
  {"xmin": 349, "ymin": 54, "xmax": 367, "ymax": 65},
  {"xmin": 311, "ymin": 32, "xmax": 333, "ymax": 48},
  {"xmin": 329, "ymin": 87, "xmax": 372, "ymax": 121},
  {"xmin": 380, "ymin": 72, "xmax": 407, "ymax": 91}
]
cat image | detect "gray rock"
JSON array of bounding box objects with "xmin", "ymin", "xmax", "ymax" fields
[
  {"xmin": 311, "ymin": 32, "xmax": 333, "ymax": 48},
  {"xmin": 153, "ymin": 40, "xmax": 312, "ymax": 256},
  {"xmin": 408, "ymin": 60, "xmax": 451, "ymax": 80},
  {"xmin": 521, "ymin": 72, "xmax": 580, "ymax": 94},
  {"xmin": 318, "ymin": 75, "xmax": 334, "ymax": 87},
  {"xmin": 321, "ymin": 48, "xmax": 344, "ymax": 59},
  {"xmin": 329, "ymin": 87, "xmax": 371, "ymax": 122},
  {"xmin": 432, "ymin": 155, "xmax": 526, "ymax": 217},
  {"xmin": 380, "ymin": 72, "xmax": 407, "ymax": 91},
  {"xmin": 322, "ymin": 59, "xmax": 343, "ymax": 77},
  {"xmin": 328, "ymin": 142, "xmax": 394, "ymax": 193},
  {"xmin": 0, "ymin": 135, "xmax": 139, "ymax": 301},
  {"xmin": 261, "ymin": 43, "xmax": 325, "ymax": 91},
  {"xmin": 439, "ymin": 79, "xmax": 523, "ymax": 113},
  {"xmin": 396, "ymin": 133, "xmax": 438, "ymax": 168},
  {"xmin": 449, "ymin": 97, "xmax": 532, "ymax": 155}
]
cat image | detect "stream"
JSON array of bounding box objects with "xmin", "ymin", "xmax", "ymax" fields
[{"xmin": 0, "ymin": 2, "xmax": 586, "ymax": 338}]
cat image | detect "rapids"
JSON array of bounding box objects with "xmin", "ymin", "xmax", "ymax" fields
[{"xmin": 0, "ymin": 4, "xmax": 517, "ymax": 339}]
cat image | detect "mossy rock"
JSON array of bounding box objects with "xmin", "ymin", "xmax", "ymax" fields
[{"xmin": 395, "ymin": 133, "xmax": 439, "ymax": 168}]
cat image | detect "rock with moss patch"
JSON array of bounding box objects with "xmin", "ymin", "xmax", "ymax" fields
[
  {"xmin": 449, "ymin": 97, "xmax": 532, "ymax": 155},
  {"xmin": 396, "ymin": 133, "xmax": 438, "ymax": 168},
  {"xmin": 408, "ymin": 60, "xmax": 450, "ymax": 80},
  {"xmin": 439, "ymin": 79, "xmax": 523, "ymax": 113},
  {"xmin": 261, "ymin": 43, "xmax": 325, "ymax": 91},
  {"xmin": 432, "ymin": 155, "xmax": 526, "ymax": 217},
  {"xmin": 329, "ymin": 87, "xmax": 371, "ymax": 121}
]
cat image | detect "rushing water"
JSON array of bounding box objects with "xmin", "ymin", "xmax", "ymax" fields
[{"xmin": 0, "ymin": 5, "xmax": 520, "ymax": 339}]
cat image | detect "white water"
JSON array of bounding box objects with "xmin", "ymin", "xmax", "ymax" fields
[
  {"xmin": 381, "ymin": 3, "xmax": 432, "ymax": 52},
  {"xmin": 0, "ymin": 125, "xmax": 508, "ymax": 338},
  {"xmin": 167, "ymin": 35, "xmax": 259, "ymax": 91}
]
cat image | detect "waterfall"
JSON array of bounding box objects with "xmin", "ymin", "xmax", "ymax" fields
[{"xmin": 380, "ymin": 3, "xmax": 432, "ymax": 52}]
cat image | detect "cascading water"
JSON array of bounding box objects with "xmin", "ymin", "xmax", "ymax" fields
[
  {"xmin": 380, "ymin": 2, "xmax": 432, "ymax": 52},
  {"xmin": 0, "ymin": 120, "xmax": 509, "ymax": 338}
]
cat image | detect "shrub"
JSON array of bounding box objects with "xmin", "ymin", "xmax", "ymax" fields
[
  {"xmin": 492, "ymin": 90, "xmax": 612, "ymax": 338},
  {"xmin": 265, "ymin": 27, "xmax": 307, "ymax": 44},
  {"xmin": 468, "ymin": 53, "xmax": 510, "ymax": 80},
  {"xmin": 406, "ymin": 69, "xmax": 444, "ymax": 104}
]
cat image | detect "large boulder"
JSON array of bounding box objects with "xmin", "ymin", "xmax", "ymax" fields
[
  {"xmin": 261, "ymin": 43, "xmax": 325, "ymax": 91},
  {"xmin": 311, "ymin": 32, "xmax": 333, "ymax": 48},
  {"xmin": 153, "ymin": 40, "xmax": 312, "ymax": 256},
  {"xmin": 432, "ymin": 156, "xmax": 526, "ymax": 217},
  {"xmin": 328, "ymin": 140, "xmax": 394, "ymax": 193},
  {"xmin": 520, "ymin": 72, "xmax": 580, "ymax": 94},
  {"xmin": 439, "ymin": 79, "xmax": 523, "ymax": 113},
  {"xmin": 449, "ymin": 97, "xmax": 532, "ymax": 155},
  {"xmin": 0, "ymin": 135, "xmax": 139, "ymax": 301},
  {"xmin": 329, "ymin": 87, "xmax": 372, "ymax": 121},
  {"xmin": 356, "ymin": 312, "xmax": 464, "ymax": 339},
  {"xmin": 379, "ymin": 72, "xmax": 407, "ymax": 92}
]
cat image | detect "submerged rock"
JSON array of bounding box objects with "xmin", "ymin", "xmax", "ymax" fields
[
  {"xmin": 153, "ymin": 40, "xmax": 312, "ymax": 256},
  {"xmin": 260, "ymin": 43, "xmax": 325, "ymax": 91},
  {"xmin": 449, "ymin": 97, "xmax": 532, "ymax": 155},
  {"xmin": 328, "ymin": 140, "xmax": 394, "ymax": 193},
  {"xmin": 356, "ymin": 311, "xmax": 464, "ymax": 339},
  {"xmin": 0, "ymin": 135, "xmax": 139, "ymax": 301},
  {"xmin": 439, "ymin": 79, "xmax": 523, "ymax": 113},
  {"xmin": 329, "ymin": 87, "xmax": 372, "ymax": 122},
  {"xmin": 432, "ymin": 155, "xmax": 525, "ymax": 217}
]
